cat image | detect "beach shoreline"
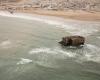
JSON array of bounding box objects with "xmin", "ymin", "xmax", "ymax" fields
[
  {"xmin": 1, "ymin": 9, "xmax": 100, "ymax": 22},
  {"xmin": 15, "ymin": 9, "xmax": 100, "ymax": 22},
  {"xmin": 0, "ymin": 10, "xmax": 100, "ymax": 37}
]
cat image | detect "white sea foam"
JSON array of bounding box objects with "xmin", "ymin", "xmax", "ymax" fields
[
  {"xmin": 17, "ymin": 58, "xmax": 32, "ymax": 65},
  {"xmin": 29, "ymin": 48, "xmax": 57, "ymax": 54},
  {"xmin": 29, "ymin": 47, "xmax": 76, "ymax": 58},
  {"xmin": 55, "ymin": 49, "xmax": 76, "ymax": 57},
  {"xmin": 84, "ymin": 53, "xmax": 100, "ymax": 62},
  {"xmin": 29, "ymin": 44, "xmax": 100, "ymax": 63},
  {"xmin": 86, "ymin": 44, "xmax": 100, "ymax": 52},
  {"xmin": 77, "ymin": 44, "xmax": 100, "ymax": 63},
  {"xmin": 28, "ymin": 47, "xmax": 76, "ymax": 68}
]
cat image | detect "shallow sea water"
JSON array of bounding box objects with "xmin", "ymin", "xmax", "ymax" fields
[{"xmin": 0, "ymin": 15, "xmax": 100, "ymax": 80}]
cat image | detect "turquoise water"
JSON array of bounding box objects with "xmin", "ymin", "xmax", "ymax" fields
[{"xmin": 0, "ymin": 16, "xmax": 100, "ymax": 80}]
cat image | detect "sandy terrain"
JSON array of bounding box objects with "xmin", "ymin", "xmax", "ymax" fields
[{"xmin": 15, "ymin": 9, "xmax": 100, "ymax": 22}]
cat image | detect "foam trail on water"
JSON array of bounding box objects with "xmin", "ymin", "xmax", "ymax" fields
[
  {"xmin": 0, "ymin": 40, "xmax": 11, "ymax": 46},
  {"xmin": 29, "ymin": 44, "xmax": 100, "ymax": 63},
  {"xmin": 29, "ymin": 48, "xmax": 57, "ymax": 54},
  {"xmin": 17, "ymin": 58, "xmax": 32, "ymax": 65},
  {"xmin": 86, "ymin": 44, "xmax": 100, "ymax": 52},
  {"xmin": 28, "ymin": 47, "xmax": 76, "ymax": 68},
  {"xmin": 29, "ymin": 47, "xmax": 76, "ymax": 58},
  {"xmin": 0, "ymin": 40, "xmax": 12, "ymax": 48},
  {"xmin": 77, "ymin": 44, "xmax": 100, "ymax": 63},
  {"xmin": 54, "ymin": 49, "xmax": 76, "ymax": 57}
]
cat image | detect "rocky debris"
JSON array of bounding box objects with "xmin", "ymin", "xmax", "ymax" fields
[
  {"xmin": 0, "ymin": 0, "xmax": 100, "ymax": 11},
  {"xmin": 39, "ymin": 0, "xmax": 100, "ymax": 11},
  {"xmin": 31, "ymin": 0, "xmax": 100, "ymax": 11},
  {"xmin": 59, "ymin": 36, "xmax": 85, "ymax": 46}
]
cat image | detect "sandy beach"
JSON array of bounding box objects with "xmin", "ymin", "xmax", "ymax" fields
[
  {"xmin": 1, "ymin": 8, "xmax": 100, "ymax": 22},
  {"xmin": 14, "ymin": 9, "xmax": 100, "ymax": 22}
]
